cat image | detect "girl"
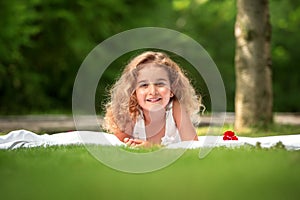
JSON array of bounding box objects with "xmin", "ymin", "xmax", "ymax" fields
[{"xmin": 103, "ymin": 51, "xmax": 202, "ymax": 147}]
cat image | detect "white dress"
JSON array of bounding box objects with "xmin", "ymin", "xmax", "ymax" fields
[{"xmin": 132, "ymin": 102, "xmax": 181, "ymax": 146}]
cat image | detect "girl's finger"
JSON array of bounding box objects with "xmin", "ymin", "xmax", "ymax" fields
[
  {"xmin": 126, "ymin": 138, "xmax": 135, "ymax": 146},
  {"xmin": 132, "ymin": 139, "xmax": 144, "ymax": 144},
  {"xmin": 123, "ymin": 137, "xmax": 129, "ymax": 143}
]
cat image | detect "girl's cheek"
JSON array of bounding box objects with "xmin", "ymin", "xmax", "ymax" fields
[
  {"xmin": 137, "ymin": 89, "xmax": 147, "ymax": 95},
  {"xmin": 159, "ymin": 87, "xmax": 170, "ymax": 94},
  {"xmin": 136, "ymin": 88, "xmax": 143, "ymax": 93}
]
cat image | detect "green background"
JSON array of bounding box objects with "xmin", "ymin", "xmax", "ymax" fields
[{"xmin": 1, "ymin": 0, "xmax": 299, "ymax": 114}]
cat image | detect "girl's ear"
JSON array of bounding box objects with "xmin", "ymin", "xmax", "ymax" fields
[{"xmin": 170, "ymin": 92, "xmax": 174, "ymax": 97}]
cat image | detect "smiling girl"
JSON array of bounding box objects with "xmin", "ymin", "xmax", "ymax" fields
[{"xmin": 103, "ymin": 51, "xmax": 203, "ymax": 147}]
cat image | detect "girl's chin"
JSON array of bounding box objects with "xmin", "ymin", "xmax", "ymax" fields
[{"xmin": 141, "ymin": 104, "xmax": 167, "ymax": 112}]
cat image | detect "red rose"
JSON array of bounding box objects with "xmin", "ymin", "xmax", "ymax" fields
[
  {"xmin": 232, "ymin": 136, "xmax": 238, "ymax": 140},
  {"xmin": 223, "ymin": 131, "xmax": 238, "ymax": 140},
  {"xmin": 224, "ymin": 131, "xmax": 235, "ymax": 137},
  {"xmin": 223, "ymin": 135, "xmax": 230, "ymax": 140}
]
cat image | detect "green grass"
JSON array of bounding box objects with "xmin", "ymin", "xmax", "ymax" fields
[{"xmin": 1, "ymin": 145, "xmax": 300, "ymax": 200}]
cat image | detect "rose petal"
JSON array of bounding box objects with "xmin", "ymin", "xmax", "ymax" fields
[
  {"xmin": 225, "ymin": 131, "xmax": 235, "ymax": 137},
  {"xmin": 223, "ymin": 135, "xmax": 230, "ymax": 140},
  {"xmin": 232, "ymin": 136, "xmax": 238, "ymax": 140}
]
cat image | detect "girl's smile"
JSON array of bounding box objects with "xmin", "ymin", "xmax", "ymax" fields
[{"xmin": 146, "ymin": 97, "xmax": 162, "ymax": 103}]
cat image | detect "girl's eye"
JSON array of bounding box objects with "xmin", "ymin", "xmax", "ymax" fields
[
  {"xmin": 139, "ymin": 83, "xmax": 148, "ymax": 88},
  {"xmin": 155, "ymin": 82, "xmax": 166, "ymax": 87},
  {"xmin": 138, "ymin": 82, "xmax": 166, "ymax": 88}
]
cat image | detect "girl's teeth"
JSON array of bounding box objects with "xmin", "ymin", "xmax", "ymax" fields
[{"xmin": 148, "ymin": 98, "xmax": 160, "ymax": 102}]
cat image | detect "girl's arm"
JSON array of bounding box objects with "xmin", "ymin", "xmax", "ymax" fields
[
  {"xmin": 114, "ymin": 130, "xmax": 132, "ymax": 142},
  {"xmin": 114, "ymin": 129, "xmax": 152, "ymax": 147},
  {"xmin": 172, "ymin": 99, "xmax": 198, "ymax": 141}
]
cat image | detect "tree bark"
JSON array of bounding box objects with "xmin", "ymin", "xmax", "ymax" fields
[{"xmin": 234, "ymin": 0, "xmax": 273, "ymax": 131}]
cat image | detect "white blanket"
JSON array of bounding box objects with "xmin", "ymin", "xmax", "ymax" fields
[{"xmin": 1, "ymin": 129, "xmax": 300, "ymax": 150}]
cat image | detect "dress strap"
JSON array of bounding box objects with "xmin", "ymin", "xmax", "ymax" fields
[
  {"xmin": 132, "ymin": 112, "xmax": 146, "ymax": 140},
  {"xmin": 161, "ymin": 101, "xmax": 181, "ymax": 145}
]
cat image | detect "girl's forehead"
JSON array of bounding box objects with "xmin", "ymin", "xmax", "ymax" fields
[{"xmin": 137, "ymin": 65, "xmax": 169, "ymax": 81}]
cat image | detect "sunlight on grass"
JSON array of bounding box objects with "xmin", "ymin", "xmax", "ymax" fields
[{"xmin": 120, "ymin": 145, "xmax": 162, "ymax": 153}]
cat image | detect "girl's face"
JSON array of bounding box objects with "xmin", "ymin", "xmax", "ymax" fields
[{"xmin": 135, "ymin": 65, "xmax": 173, "ymax": 112}]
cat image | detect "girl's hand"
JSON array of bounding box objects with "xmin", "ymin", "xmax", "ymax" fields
[{"xmin": 123, "ymin": 138, "xmax": 151, "ymax": 148}]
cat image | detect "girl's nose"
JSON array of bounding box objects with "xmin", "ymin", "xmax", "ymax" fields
[{"xmin": 149, "ymin": 83, "xmax": 157, "ymax": 94}]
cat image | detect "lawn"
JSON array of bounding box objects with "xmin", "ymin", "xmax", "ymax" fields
[{"xmin": 1, "ymin": 145, "xmax": 299, "ymax": 200}]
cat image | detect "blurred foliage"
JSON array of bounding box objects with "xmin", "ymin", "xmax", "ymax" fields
[{"xmin": 0, "ymin": 0, "xmax": 299, "ymax": 114}]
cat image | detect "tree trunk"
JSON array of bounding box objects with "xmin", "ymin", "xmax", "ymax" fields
[{"xmin": 234, "ymin": 0, "xmax": 273, "ymax": 131}]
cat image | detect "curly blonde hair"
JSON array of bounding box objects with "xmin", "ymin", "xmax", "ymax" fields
[{"xmin": 103, "ymin": 51, "xmax": 202, "ymax": 134}]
